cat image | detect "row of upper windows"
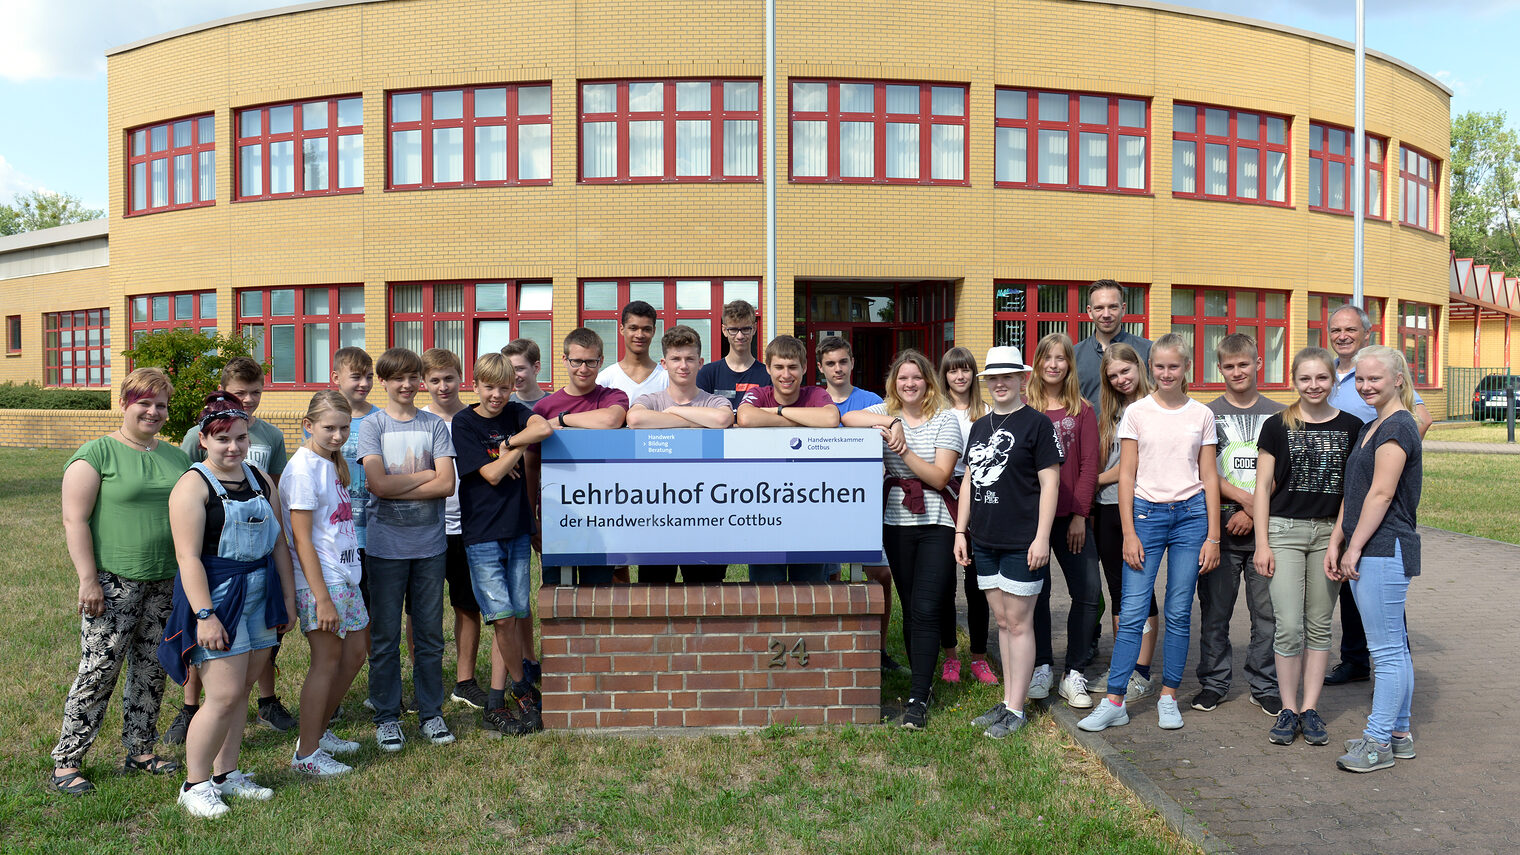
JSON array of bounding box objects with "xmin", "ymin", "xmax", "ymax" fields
[{"xmin": 124, "ymin": 79, "xmax": 1442, "ymax": 231}]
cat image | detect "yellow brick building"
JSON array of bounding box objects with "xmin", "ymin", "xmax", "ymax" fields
[{"xmin": 0, "ymin": 0, "xmax": 1454, "ymax": 420}]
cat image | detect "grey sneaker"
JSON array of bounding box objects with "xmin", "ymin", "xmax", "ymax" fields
[
  {"xmin": 971, "ymin": 702, "xmax": 1008, "ymax": 728},
  {"xmin": 984, "ymin": 709, "xmax": 1027, "ymax": 740},
  {"xmin": 1077, "ymin": 699, "xmax": 1130, "ymax": 732},
  {"xmin": 1156, "ymin": 695, "xmax": 1184, "ymax": 730},
  {"xmin": 1125, "ymin": 672, "xmax": 1155, "ymax": 703},
  {"xmin": 1027, "ymin": 664, "xmax": 1053, "ymax": 700},
  {"xmin": 420, "ymin": 716, "xmax": 455, "ymax": 746},
  {"xmin": 1337, "ymin": 737, "xmax": 1396, "ymax": 773},
  {"xmin": 1347, "ymin": 734, "xmax": 1416, "ymax": 759},
  {"xmin": 376, "ymin": 720, "xmax": 405, "ymax": 752}
]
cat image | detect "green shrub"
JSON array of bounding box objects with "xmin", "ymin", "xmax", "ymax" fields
[
  {"xmin": 121, "ymin": 329, "xmax": 265, "ymax": 443},
  {"xmin": 0, "ymin": 382, "xmax": 111, "ymax": 410}
]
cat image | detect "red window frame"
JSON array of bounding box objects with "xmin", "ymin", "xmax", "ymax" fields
[
  {"xmin": 789, "ymin": 79, "xmax": 969, "ymax": 185},
  {"xmin": 1305, "ymin": 293, "xmax": 1385, "ymax": 350},
  {"xmin": 1398, "ymin": 300, "xmax": 1439, "ymax": 387},
  {"xmin": 5, "ymin": 315, "xmax": 19, "ymax": 354},
  {"xmin": 994, "ymin": 88, "xmax": 1151, "ymax": 194},
  {"xmin": 235, "ymin": 96, "xmax": 363, "ymax": 200},
  {"xmin": 129, "ymin": 291, "xmax": 218, "ymax": 349},
  {"xmin": 44, "ymin": 308, "xmax": 111, "ymax": 388},
  {"xmin": 386, "ymin": 84, "xmax": 551, "ymax": 190},
  {"xmin": 386, "ymin": 281, "xmax": 554, "ymax": 384},
  {"xmin": 577, "ymin": 278, "xmax": 764, "ymax": 365},
  {"xmin": 578, "ymin": 79, "xmax": 762, "ymax": 183},
  {"xmin": 237, "ymin": 285, "xmax": 366, "ymax": 390},
  {"xmin": 1172, "ymin": 103, "xmax": 1290, "ymax": 207},
  {"xmin": 1399, "ymin": 144, "xmax": 1440, "ymax": 234},
  {"xmin": 1308, "ymin": 122, "xmax": 1387, "ymax": 218},
  {"xmin": 1170, "ymin": 287, "xmax": 1290, "ymax": 389},
  {"xmin": 126, "ymin": 114, "xmax": 215, "ymax": 216},
  {"xmin": 991, "ymin": 281, "xmax": 1149, "ymax": 354}
]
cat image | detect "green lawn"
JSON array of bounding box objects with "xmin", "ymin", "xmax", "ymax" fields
[
  {"xmin": 0, "ymin": 447, "xmax": 1194, "ymax": 855},
  {"xmin": 1427, "ymin": 422, "xmax": 1520, "ymax": 444},
  {"xmin": 1421, "ymin": 453, "xmax": 1520, "ymax": 544}
]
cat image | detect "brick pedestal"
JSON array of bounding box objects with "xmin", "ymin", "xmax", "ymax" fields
[{"xmin": 538, "ymin": 583, "xmax": 885, "ymax": 729}]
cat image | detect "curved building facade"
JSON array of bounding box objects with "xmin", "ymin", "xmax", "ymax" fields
[{"xmin": 4, "ymin": 0, "xmax": 1454, "ymax": 415}]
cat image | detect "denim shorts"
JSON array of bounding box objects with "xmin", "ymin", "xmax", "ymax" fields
[
  {"xmin": 971, "ymin": 544, "xmax": 1047, "ymax": 596},
  {"xmin": 190, "ymin": 568, "xmax": 280, "ymax": 666},
  {"xmin": 464, "ymin": 534, "xmax": 533, "ymax": 621},
  {"xmin": 296, "ymin": 582, "xmax": 370, "ymax": 638}
]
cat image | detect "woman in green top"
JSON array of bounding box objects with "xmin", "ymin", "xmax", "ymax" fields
[{"xmin": 50, "ymin": 368, "xmax": 191, "ymax": 796}]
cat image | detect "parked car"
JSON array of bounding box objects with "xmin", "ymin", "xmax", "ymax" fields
[{"xmin": 1472, "ymin": 373, "xmax": 1520, "ymax": 421}]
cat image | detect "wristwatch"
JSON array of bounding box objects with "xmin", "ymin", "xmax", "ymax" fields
[
  {"xmin": 776, "ymin": 404, "xmax": 786, "ymax": 416},
  {"xmin": 195, "ymin": 607, "xmax": 214, "ymax": 621},
  {"xmin": 557, "ymin": 412, "xmax": 567, "ymax": 428}
]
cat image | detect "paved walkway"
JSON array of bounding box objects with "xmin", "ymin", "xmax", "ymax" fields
[
  {"xmin": 1423, "ymin": 439, "xmax": 1520, "ymax": 454},
  {"xmin": 960, "ymin": 525, "xmax": 1519, "ymax": 854}
]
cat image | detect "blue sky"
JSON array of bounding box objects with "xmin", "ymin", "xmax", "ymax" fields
[{"xmin": 1, "ymin": 0, "xmax": 1517, "ymax": 213}]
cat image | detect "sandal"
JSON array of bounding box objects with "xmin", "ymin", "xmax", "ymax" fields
[
  {"xmin": 49, "ymin": 770, "xmax": 95, "ymax": 796},
  {"xmin": 122, "ymin": 754, "xmax": 180, "ymax": 775}
]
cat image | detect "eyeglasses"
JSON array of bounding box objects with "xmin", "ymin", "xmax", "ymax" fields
[
  {"xmin": 564, "ymin": 358, "xmax": 602, "ymax": 368},
  {"xmin": 723, "ymin": 326, "xmax": 756, "ymax": 335}
]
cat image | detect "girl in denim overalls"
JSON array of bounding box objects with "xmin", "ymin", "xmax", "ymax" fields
[{"xmin": 159, "ymin": 394, "xmax": 296, "ymax": 818}]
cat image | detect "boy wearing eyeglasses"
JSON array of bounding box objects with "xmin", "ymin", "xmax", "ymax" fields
[{"xmin": 697, "ymin": 299, "xmax": 771, "ymax": 410}]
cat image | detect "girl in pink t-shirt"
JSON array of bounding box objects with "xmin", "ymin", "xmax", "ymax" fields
[{"xmin": 1079, "ymin": 333, "xmax": 1219, "ymax": 734}]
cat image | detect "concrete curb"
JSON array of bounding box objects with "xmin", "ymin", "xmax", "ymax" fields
[{"xmin": 1047, "ymin": 702, "xmax": 1233, "ymax": 855}]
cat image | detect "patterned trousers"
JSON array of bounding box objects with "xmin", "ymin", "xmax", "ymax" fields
[{"xmin": 51, "ymin": 571, "xmax": 173, "ymax": 768}]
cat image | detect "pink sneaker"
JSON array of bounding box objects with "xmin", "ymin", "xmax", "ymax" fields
[
  {"xmin": 941, "ymin": 657, "xmax": 962, "ymax": 683},
  {"xmin": 968, "ymin": 659, "xmax": 1000, "ymax": 685}
]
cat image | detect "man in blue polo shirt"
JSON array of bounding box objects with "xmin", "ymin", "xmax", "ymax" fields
[
  {"xmin": 1322, "ymin": 303, "xmax": 1431, "ymax": 686},
  {"xmin": 1074, "ymin": 279, "xmax": 1151, "ymax": 412}
]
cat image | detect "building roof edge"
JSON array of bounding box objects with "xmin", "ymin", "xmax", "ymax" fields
[{"xmin": 0, "ymin": 219, "xmax": 109, "ymax": 255}]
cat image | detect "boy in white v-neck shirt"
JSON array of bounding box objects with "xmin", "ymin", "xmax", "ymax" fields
[{"xmin": 596, "ymin": 300, "xmax": 668, "ymax": 399}]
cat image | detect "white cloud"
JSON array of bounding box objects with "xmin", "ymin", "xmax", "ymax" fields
[
  {"xmin": 0, "ymin": 154, "xmax": 42, "ymax": 201},
  {"xmin": 1434, "ymin": 70, "xmax": 1472, "ymax": 97},
  {"xmin": 0, "ymin": 0, "xmax": 280, "ymax": 81}
]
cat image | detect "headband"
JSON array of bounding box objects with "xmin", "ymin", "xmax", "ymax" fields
[{"xmin": 199, "ymin": 409, "xmax": 250, "ymax": 431}]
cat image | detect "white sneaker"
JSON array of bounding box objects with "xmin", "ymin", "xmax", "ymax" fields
[
  {"xmin": 214, "ymin": 769, "xmax": 273, "ymax": 801},
  {"xmin": 178, "ymin": 780, "xmax": 230, "ymax": 818},
  {"xmin": 376, "ymin": 720, "xmax": 405, "ymax": 752},
  {"xmin": 420, "ymin": 715, "xmax": 455, "ymax": 745},
  {"xmin": 1059, "ymin": 670, "xmax": 1093, "ymax": 709},
  {"xmin": 1156, "ymin": 695, "xmax": 1185, "ymax": 730},
  {"xmin": 320, "ymin": 729, "xmax": 360, "ymax": 755},
  {"xmin": 1077, "ymin": 699, "xmax": 1130, "ymax": 732},
  {"xmin": 290, "ymin": 748, "xmax": 353, "ymax": 778},
  {"xmin": 1125, "ymin": 672, "xmax": 1155, "ymax": 702},
  {"xmin": 1027, "ymin": 664, "xmax": 1054, "ymax": 700}
]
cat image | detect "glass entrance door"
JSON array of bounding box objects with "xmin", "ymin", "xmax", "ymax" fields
[{"xmin": 799, "ymin": 281, "xmax": 955, "ymax": 390}]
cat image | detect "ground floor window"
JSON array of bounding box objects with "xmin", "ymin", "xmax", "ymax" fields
[
  {"xmin": 1171, "ymin": 287, "xmax": 1288, "ymax": 387},
  {"xmin": 1398, "ymin": 300, "xmax": 1439, "ymax": 386},
  {"xmin": 1304, "ymin": 293, "xmax": 1384, "ymax": 350},
  {"xmin": 389, "ymin": 281, "xmax": 553, "ymax": 383},
  {"xmin": 993, "ymin": 281, "xmax": 1147, "ymax": 353},
  {"xmin": 238, "ymin": 285, "xmax": 365, "ymax": 388},
  {"xmin": 45, "ymin": 309, "xmax": 111, "ymax": 387},
  {"xmin": 579, "ymin": 278, "xmax": 761, "ymax": 363}
]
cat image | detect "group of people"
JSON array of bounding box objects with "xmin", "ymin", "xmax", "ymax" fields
[{"xmin": 47, "ymin": 287, "xmax": 1427, "ymax": 815}]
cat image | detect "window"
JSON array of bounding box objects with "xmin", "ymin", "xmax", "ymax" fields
[
  {"xmin": 1399, "ymin": 145, "xmax": 1439, "ymax": 233},
  {"xmin": 238, "ymin": 286, "xmax": 365, "ymax": 387},
  {"xmin": 44, "ymin": 309, "xmax": 111, "ymax": 387},
  {"xmin": 579, "ymin": 278, "xmax": 762, "ymax": 363},
  {"xmin": 995, "ymin": 89, "xmax": 1149, "ymax": 192},
  {"xmin": 790, "ymin": 80, "xmax": 968, "ymax": 184},
  {"xmin": 127, "ymin": 114, "xmax": 215, "ymax": 215},
  {"xmin": 580, "ymin": 79, "xmax": 760, "ymax": 182},
  {"xmin": 130, "ymin": 291, "xmax": 218, "ymax": 347},
  {"xmin": 1307, "ymin": 123, "xmax": 1386, "ymax": 218},
  {"xmin": 388, "ymin": 84, "xmax": 551, "ymax": 189},
  {"xmin": 1170, "ymin": 287, "xmax": 1288, "ymax": 386},
  {"xmin": 1398, "ymin": 300, "xmax": 1439, "ymax": 386},
  {"xmin": 236, "ymin": 97, "xmax": 363, "ymax": 199},
  {"xmin": 388, "ymin": 281, "xmax": 553, "ymax": 383},
  {"xmin": 5, "ymin": 315, "xmax": 19, "ymax": 354},
  {"xmin": 992, "ymin": 282, "xmax": 1147, "ymax": 352},
  {"xmin": 1172, "ymin": 104, "xmax": 1289, "ymax": 205},
  {"xmin": 1304, "ymin": 293, "xmax": 1384, "ymax": 350}
]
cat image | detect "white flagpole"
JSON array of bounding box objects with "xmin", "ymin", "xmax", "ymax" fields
[
  {"xmin": 765, "ymin": 0, "xmax": 777, "ymax": 336},
  {"xmin": 1353, "ymin": 0, "xmax": 1366, "ymax": 307}
]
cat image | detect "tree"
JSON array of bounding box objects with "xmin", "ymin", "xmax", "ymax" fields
[
  {"xmin": 1450, "ymin": 111, "xmax": 1520, "ymax": 273},
  {"xmin": 121, "ymin": 328, "xmax": 265, "ymax": 443},
  {"xmin": 0, "ymin": 190, "xmax": 104, "ymax": 236}
]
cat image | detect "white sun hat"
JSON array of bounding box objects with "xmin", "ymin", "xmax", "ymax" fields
[{"xmin": 978, "ymin": 345, "xmax": 1033, "ymax": 377}]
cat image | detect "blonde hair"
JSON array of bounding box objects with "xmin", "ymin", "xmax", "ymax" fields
[
  {"xmin": 473, "ymin": 352, "xmax": 515, "ymax": 387},
  {"xmin": 938, "ymin": 346, "xmax": 986, "ymax": 421},
  {"xmin": 1354, "ymin": 345, "xmax": 1416, "ymax": 414},
  {"xmin": 1098, "ymin": 342, "xmax": 1152, "ymax": 462},
  {"xmin": 882, "ymin": 349, "xmax": 944, "ymax": 420},
  {"xmin": 1150, "ymin": 332, "xmax": 1193, "ymax": 393},
  {"xmin": 303, "ymin": 390, "xmax": 353, "ymax": 487},
  {"xmin": 1282, "ymin": 347, "xmax": 1337, "ymax": 431},
  {"xmin": 1024, "ymin": 333, "xmax": 1084, "ymax": 418}
]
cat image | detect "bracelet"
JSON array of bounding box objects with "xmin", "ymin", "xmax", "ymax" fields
[
  {"xmin": 888, "ymin": 417, "xmax": 903, "ymax": 429},
  {"xmin": 955, "ymin": 530, "xmax": 967, "ymax": 535},
  {"xmin": 1205, "ymin": 538, "xmax": 1220, "ymax": 544}
]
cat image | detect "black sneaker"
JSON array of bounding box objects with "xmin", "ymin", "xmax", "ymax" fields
[
  {"xmin": 1268, "ymin": 709, "xmax": 1300, "ymax": 745},
  {"xmin": 1299, "ymin": 708, "xmax": 1330, "ymax": 745},
  {"xmin": 1249, "ymin": 694, "xmax": 1283, "ymax": 716},
  {"xmin": 256, "ymin": 697, "xmax": 297, "ymax": 732},
  {"xmin": 510, "ymin": 688, "xmax": 543, "ymax": 733},
  {"xmin": 901, "ymin": 698, "xmax": 928, "ymax": 730},
  {"xmin": 450, "ymin": 679, "xmax": 488, "ymax": 709},
  {"xmin": 523, "ymin": 658, "xmax": 543, "ymax": 685},
  {"xmin": 1324, "ymin": 662, "xmax": 1371, "ymax": 685},
  {"xmin": 881, "ymin": 653, "xmax": 911, "ymax": 676},
  {"xmin": 1190, "ymin": 689, "xmax": 1223, "ymax": 711},
  {"xmin": 483, "ymin": 707, "xmax": 531, "ymax": 736},
  {"xmin": 163, "ymin": 705, "xmax": 195, "ymax": 745}
]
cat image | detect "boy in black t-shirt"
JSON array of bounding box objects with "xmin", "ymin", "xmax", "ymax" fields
[
  {"xmin": 453, "ymin": 353, "xmax": 552, "ymax": 734},
  {"xmin": 696, "ymin": 299, "xmax": 770, "ymax": 409}
]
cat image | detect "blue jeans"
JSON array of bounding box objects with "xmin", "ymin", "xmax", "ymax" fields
[
  {"xmin": 1349, "ymin": 540, "xmax": 1413, "ymax": 743},
  {"xmin": 1107, "ymin": 492, "xmax": 1207, "ymax": 695},
  {"xmin": 465, "ymin": 534, "xmax": 533, "ymax": 622},
  {"xmin": 367, "ymin": 552, "xmax": 446, "ymax": 723}
]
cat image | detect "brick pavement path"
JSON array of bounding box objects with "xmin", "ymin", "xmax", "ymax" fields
[
  {"xmin": 1424, "ymin": 439, "xmax": 1520, "ymax": 455},
  {"xmin": 957, "ymin": 525, "xmax": 1517, "ymax": 854}
]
